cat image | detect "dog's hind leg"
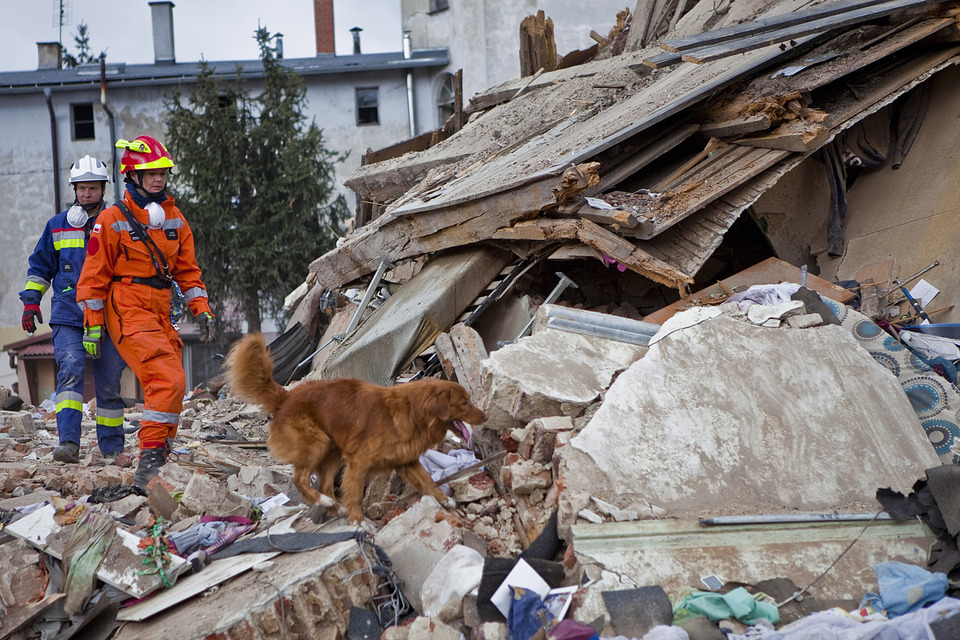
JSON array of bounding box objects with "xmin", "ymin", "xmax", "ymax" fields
[
  {"xmin": 398, "ymin": 461, "xmax": 456, "ymax": 510},
  {"xmin": 340, "ymin": 460, "xmax": 373, "ymax": 524}
]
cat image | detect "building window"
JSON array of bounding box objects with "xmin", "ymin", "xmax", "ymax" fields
[
  {"xmin": 437, "ymin": 73, "xmax": 455, "ymax": 126},
  {"xmin": 71, "ymin": 103, "xmax": 95, "ymax": 140},
  {"xmin": 429, "ymin": 0, "xmax": 449, "ymax": 13},
  {"xmin": 356, "ymin": 87, "xmax": 379, "ymax": 126}
]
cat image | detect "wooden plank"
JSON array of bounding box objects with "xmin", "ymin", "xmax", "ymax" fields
[
  {"xmin": 493, "ymin": 218, "xmax": 694, "ymax": 289},
  {"xmin": 639, "ymin": 51, "xmax": 683, "ymax": 69},
  {"xmin": 700, "ymin": 114, "xmax": 772, "ymax": 138},
  {"xmin": 733, "ymin": 120, "xmax": 831, "ymax": 152},
  {"xmin": 661, "ymin": 0, "xmax": 930, "ymax": 52},
  {"xmin": 577, "ymin": 205, "xmax": 642, "ymax": 229},
  {"xmin": 643, "ymin": 257, "xmax": 856, "ymax": 324},
  {"xmin": 585, "ymin": 123, "xmax": 700, "ymax": 196},
  {"xmin": 680, "ymin": 0, "xmax": 944, "ymax": 64}
]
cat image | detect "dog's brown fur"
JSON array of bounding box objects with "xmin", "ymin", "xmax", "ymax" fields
[{"xmin": 225, "ymin": 333, "xmax": 486, "ymax": 523}]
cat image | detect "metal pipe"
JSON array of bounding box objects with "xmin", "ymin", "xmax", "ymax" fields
[
  {"xmin": 100, "ymin": 57, "xmax": 120, "ymax": 202},
  {"xmin": 43, "ymin": 88, "xmax": 62, "ymax": 213},
  {"xmin": 343, "ymin": 258, "xmax": 393, "ymax": 337},
  {"xmin": 539, "ymin": 304, "xmax": 660, "ymax": 345},
  {"xmin": 514, "ymin": 273, "xmax": 578, "ymax": 342},
  {"xmin": 699, "ymin": 512, "xmax": 891, "ymax": 526},
  {"xmin": 403, "ymin": 31, "xmax": 416, "ymax": 138}
]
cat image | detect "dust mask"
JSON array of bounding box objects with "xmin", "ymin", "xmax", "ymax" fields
[
  {"xmin": 66, "ymin": 204, "xmax": 89, "ymax": 228},
  {"xmin": 145, "ymin": 202, "xmax": 165, "ymax": 229}
]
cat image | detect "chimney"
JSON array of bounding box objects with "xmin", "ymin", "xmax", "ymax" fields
[
  {"xmin": 37, "ymin": 42, "xmax": 62, "ymax": 70},
  {"xmin": 350, "ymin": 27, "xmax": 362, "ymax": 55},
  {"xmin": 149, "ymin": 1, "xmax": 176, "ymax": 64},
  {"xmin": 314, "ymin": 0, "xmax": 335, "ymax": 55},
  {"xmin": 275, "ymin": 33, "xmax": 284, "ymax": 59}
]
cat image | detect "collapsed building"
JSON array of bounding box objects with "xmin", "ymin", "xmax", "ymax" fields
[{"xmin": 3, "ymin": 0, "xmax": 960, "ymax": 638}]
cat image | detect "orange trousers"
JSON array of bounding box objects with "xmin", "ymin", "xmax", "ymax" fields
[{"xmin": 105, "ymin": 283, "xmax": 185, "ymax": 452}]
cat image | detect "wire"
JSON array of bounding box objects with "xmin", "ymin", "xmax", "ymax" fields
[{"xmin": 776, "ymin": 510, "xmax": 884, "ymax": 607}]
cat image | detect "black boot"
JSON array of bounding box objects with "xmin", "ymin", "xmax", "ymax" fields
[
  {"xmin": 53, "ymin": 441, "xmax": 80, "ymax": 463},
  {"xmin": 133, "ymin": 448, "xmax": 167, "ymax": 489}
]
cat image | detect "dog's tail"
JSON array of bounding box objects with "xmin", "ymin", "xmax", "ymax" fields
[{"xmin": 225, "ymin": 333, "xmax": 287, "ymax": 413}]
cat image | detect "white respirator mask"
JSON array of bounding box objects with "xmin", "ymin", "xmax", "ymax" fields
[
  {"xmin": 66, "ymin": 204, "xmax": 90, "ymax": 228},
  {"xmin": 145, "ymin": 202, "xmax": 165, "ymax": 229}
]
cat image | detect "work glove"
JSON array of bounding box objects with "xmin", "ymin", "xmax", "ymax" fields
[
  {"xmin": 197, "ymin": 312, "xmax": 215, "ymax": 343},
  {"xmin": 22, "ymin": 304, "xmax": 43, "ymax": 334},
  {"xmin": 83, "ymin": 325, "xmax": 104, "ymax": 359}
]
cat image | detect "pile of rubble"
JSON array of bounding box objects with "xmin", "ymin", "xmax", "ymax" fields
[{"xmin": 5, "ymin": 0, "xmax": 960, "ymax": 637}]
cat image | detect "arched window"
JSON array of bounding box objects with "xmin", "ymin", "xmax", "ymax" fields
[{"xmin": 436, "ymin": 73, "xmax": 455, "ymax": 127}]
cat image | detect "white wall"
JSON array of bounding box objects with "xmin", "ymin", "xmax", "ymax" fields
[{"xmin": 402, "ymin": 0, "xmax": 631, "ymax": 101}]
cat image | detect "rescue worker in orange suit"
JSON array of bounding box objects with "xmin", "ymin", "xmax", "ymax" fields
[
  {"xmin": 77, "ymin": 135, "xmax": 215, "ymax": 488},
  {"xmin": 20, "ymin": 155, "xmax": 128, "ymax": 463}
]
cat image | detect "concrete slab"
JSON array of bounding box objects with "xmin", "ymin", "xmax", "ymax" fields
[
  {"xmin": 572, "ymin": 518, "xmax": 933, "ymax": 601},
  {"xmin": 479, "ymin": 329, "xmax": 646, "ymax": 432},
  {"xmin": 557, "ymin": 314, "xmax": 940, "ymax": 528}
]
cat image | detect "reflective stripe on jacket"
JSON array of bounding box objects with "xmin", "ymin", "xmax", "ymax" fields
[{"xmin": 76, "ymin": 190, "xmax": 211, "ymax": 328}]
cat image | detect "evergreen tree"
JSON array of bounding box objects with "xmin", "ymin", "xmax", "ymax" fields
[
  {"xmin": 62, "ymin": 23, "xmax": 103, "ymax": 68},
  {"xmin": 165, "ymin": 27, "xmax": 349, "ymax": 335}
]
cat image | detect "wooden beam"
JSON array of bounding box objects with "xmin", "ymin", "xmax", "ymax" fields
[
  {"xmin": 660, "ymin": 0, "xmax": 941, "ymax": 52},
  {"xmin": 585, "ymin": 123, "xmax": 700, "ymax": 196},
  {"xmin": 576, "ymin": 205, "xmax": 642, "ymax": 229},
  {"xmin": 700, "ymin": 114, "xmax": 772, "ymax": 138},
  {"xmin": 308, "ymin": 166, "xmax": 598, "ymax": 291},
  {"xmin": 680, "ymin": 0, "xmax": 947, "ymax": 64}
]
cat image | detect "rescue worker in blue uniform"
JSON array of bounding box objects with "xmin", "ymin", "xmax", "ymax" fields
[{"xmin": 20, "ymin": 155, "xmax": 128, "ymax": 463}]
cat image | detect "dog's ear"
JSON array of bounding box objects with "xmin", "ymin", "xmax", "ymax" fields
[{"xmin": 416, "ymin": 385, "xmax": 452, "ymax": 422}]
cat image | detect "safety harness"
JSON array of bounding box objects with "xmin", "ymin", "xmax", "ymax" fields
[{"xmin": 113, "ymin": 201, "xmax": 174, "ymax": 290}]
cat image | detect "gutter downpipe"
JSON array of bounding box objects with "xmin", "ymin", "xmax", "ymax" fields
[
  {"xmin": 100, "ymin": 57, "xmax": 120, "ymax": 202},
  {"xmin": 403, "ymin": 31, "xmax": 416, "ymax": 138},
  {"xmin": 43, "ymin": 88, "xmax": 61, "ymax": 213}
]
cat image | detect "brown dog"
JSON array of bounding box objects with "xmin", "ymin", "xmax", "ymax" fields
[{"xmin": 225, "ymin": 333, "xmax": 486, "ymax": 523}]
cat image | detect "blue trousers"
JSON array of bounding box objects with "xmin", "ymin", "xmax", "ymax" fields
[{"xmin": 52, "ymin": 324, "xmax": 127, "ymax": 454}]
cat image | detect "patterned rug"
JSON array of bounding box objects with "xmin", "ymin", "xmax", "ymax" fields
[{"xmin": 822, "ymin": 298, "xmax": 960, "ymax": 464}]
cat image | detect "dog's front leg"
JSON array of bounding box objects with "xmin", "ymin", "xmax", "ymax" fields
[{"xmin": 398, "ymin": 462, "xmax": 456, "ymax": 510}]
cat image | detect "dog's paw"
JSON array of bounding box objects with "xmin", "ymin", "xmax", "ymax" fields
[
  {"xmin": 316, "ymin": 494, "xmax": 336, "ymax": 509},
  {"xmin": 442, "ymin": 497, "xmax": 456, "ymax": 510},
  {"xmin": 356, "ymin": 519, "xmax": 377, "ymax": 534}
]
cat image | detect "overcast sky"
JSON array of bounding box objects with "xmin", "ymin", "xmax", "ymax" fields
[{"xmin": 0, "ymin": 0, "xmax": 403, "ymax": 72}]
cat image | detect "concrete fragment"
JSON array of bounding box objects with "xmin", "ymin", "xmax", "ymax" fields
[
  {"xmin": 746, "ymin": 299, "xmax": 804, "ymax": 325},
  {"xmin": 0, "ymin": 411, "xmax": 37, "ymax": 437},
  {"xmin": 420, "ymin": 544, "xmax": 484, "ymax": 621},
  {"xmin": 450, "ymin": 473, "xmax": 496, "ymax": 502},
  {"xmin": 156, "ymin": 462, "xmax": 195, "ymax": 491},
  {"xmin": 591, "ymin": 496, "xmax": 638, "ymax": 522},
  {"xmin": 177, "ymin": 472, "xmax": 252, "ymax": 519},
  {"xmin": 557, "ymin": 314, "xmax": 940, "ymax": 532},
  {"xmin": 502, "ymin": 459, "xmax": 552, "ymax": 495},
  {"xmin": 786, "ymin": 312, "xmax": 824, "ymax": 329},
  {"xmin": 406, "ymin": 616, "xmax": 462, "ymax": 640},
  {"xmin": 375, "ymin": 496, "xmax": 462, "ymax": 611},
  {"xmin": 578, "ymin": 509, "xmax": 603, "ymax": 524},
  {"xmin": 480, "ymin": 330, "xmax": 644, "ymax": 432},
  {"xmin": 477, "ymin": 621, "xmax": 509, "ymax": 640},
  {"xmin": 110, "ymin": 494, "xmax": 148, "ymax": 519},
  {"xmin": 227, "ymin": 464, "xmax": 292, "ymax": 497}
]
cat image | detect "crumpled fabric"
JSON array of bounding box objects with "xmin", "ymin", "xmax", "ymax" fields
[
  {"xmin": 420, "ymin": 448, "xmax": 479, "ymax": 493},
  {"xmin": 862, "ymin": 562, "xmax": 948, "ymax": 618},
  {"xmin": 726, "ymin": 596, "xmax": 960, "ymax": 639},
  {"xmin": 167, "ymin": 516, "xmax": 256, "ymax": 556},
  {"xmin": 63, "ymin": 510, "xmax": 116, "ymax": 616},
  {"xmin": 672, "ymin": 587, "xmax": 780, "ymax": 626},
  {"xmin": 724, "ymin": 283, "xmax": 802, "ymax": 313},
  {"xmin": 642, "ymin": 625, "xmax": 690, "ymax": 639}
]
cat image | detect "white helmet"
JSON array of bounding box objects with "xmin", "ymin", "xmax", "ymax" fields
[{"xmin": 69, "ymin": 155, "xmax": 110, "ymax": 183}]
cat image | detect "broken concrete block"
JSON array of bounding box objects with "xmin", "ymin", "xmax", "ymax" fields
[
  {"xmin": 591, "ymin": 496, "xmax": 637, "ymax": 522},
  {"xmin": 786, "ymin": 312, "xmax": 824, "ymax": 329},
  {"xmin": 480, "ymin": 330, "xmax": 644, "ymax": 432},
  {"xmin": 177, "ymin": 472, "xmax": 252, "ymax": 519},
  {"xmin": 501, "ymin": 459, "xmax": 551, "ymax": 495},
  {"xmin": 375, "ymin": 496, "xmax": 463, "ymax": 612},
  {"xmin": 450, "ymin": 473, "xmax": 496, "ymax": 503},
  {"xmin": 0, "ymin": 411, "xmax": 37, "ymax": 437},
  {"xmin": 156, "ymin": 461, "xmax": 195, "ymax": 491},
  {"xmin": 109, "ymin": 494, "xmax": 148, "ymax": 519},
  {"xmin": 227, "ymin": 464, "xmax": 292, "ymax": 497},
  {"xmin": 406, "ymin": 616, "xmax": 462, "ymax": 640},
  {"xmin": 476, "ymin": 621, "xmax": 508, "ymax": 640},
  {"xmin": 746, "ymin": 299, "xmax": 804, "ymax": 325}
]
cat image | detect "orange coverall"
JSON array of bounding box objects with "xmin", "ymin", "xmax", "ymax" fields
[{"xmin": 76, "ymin": 190, "xmax": 211, "ymax": 452}]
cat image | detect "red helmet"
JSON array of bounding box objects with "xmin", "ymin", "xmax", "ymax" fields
[{"xmin": 116, "ymin": 135, "xmax": 175, "ymax": 174}]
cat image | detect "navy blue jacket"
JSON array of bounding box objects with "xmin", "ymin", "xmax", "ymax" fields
[{"xmin": 20, "ymin": 209, "xmax": 102, "ymax": 328}]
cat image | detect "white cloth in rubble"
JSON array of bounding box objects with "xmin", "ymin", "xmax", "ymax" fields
[
  {"xmin": 724, "ymin": 596, "xmax": 960, "ymax": 639},
  {"xmin": 725, "ymin": 282, "xmax": 802, "ymax": 313}
]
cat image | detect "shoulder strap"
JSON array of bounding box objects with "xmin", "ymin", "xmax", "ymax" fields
[{"xmin": 116, "ymin": 201, "xmax": 172, "ymax": 281}]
